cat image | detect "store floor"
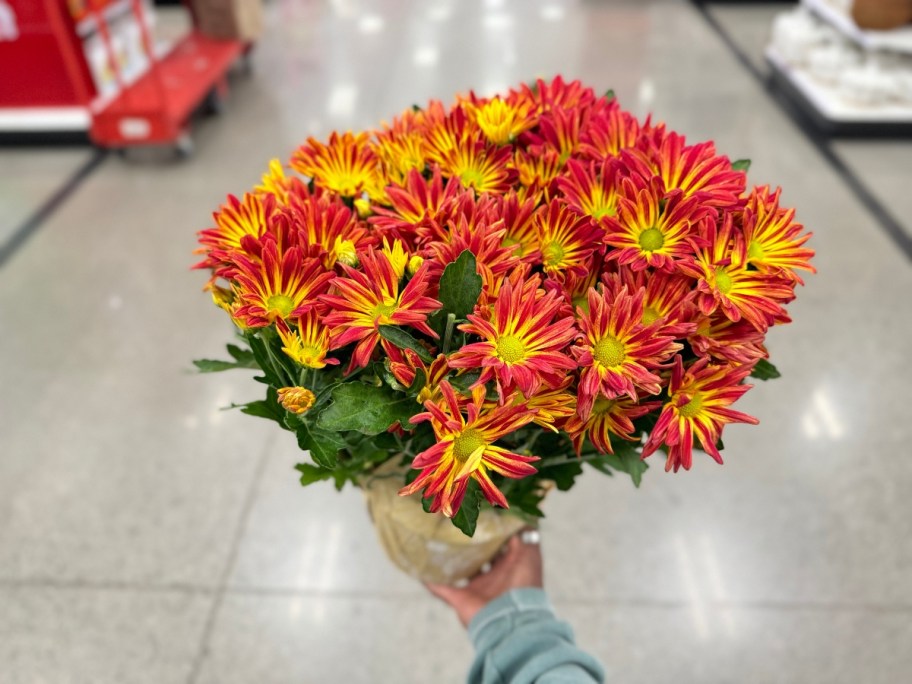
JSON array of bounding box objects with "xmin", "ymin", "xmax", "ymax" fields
[{"xmin": 1, "ymin": 1, "xmax": 911, "ymax": 683}]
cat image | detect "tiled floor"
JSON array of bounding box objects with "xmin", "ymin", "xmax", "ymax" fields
[{"xmin": 1, "ymin": 1, "xmax": 910, "ymax": 683}]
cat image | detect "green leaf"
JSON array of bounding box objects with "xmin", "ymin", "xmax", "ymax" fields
[
  {"xmin": 226, "ymin": 344, "xmax": 257, "ymax": 365},
  {"xmin": 295, "ymin": 463, "xmax": 333, "ymax": 486},
  {"xmin": 193, "ymin": 358, "xmax": 243, "ymax": 373},
  {"xmin": 378, "ymin": 325, "xmax": 434, "ymax": 363},
  {"xmin": 449, "ymin": 371, "xmax": 481, "ymax": 395},
  {"xmin": 437, "ymin": 250, "xmax": 482, "ymax": 321},
  {"xmin": 317, "ymin": 383, "xmax": 419, "ymax": 435},
  {"xmin": 451, "ymin": 479, "xmax": 483, "ymax": 537},
  {"xmin": 604, "ymin": 88, "xmax": 616, "ymax": 100},
  {"xmin": 246, "ymin": 333, "xmax": 284, "ymax": 386},
  {"xmin": 539, "ymin": 459, "xmax": 583, "ymax": 491},
  {"xmin": 750, "ymin": 358, "xmax": 781, "ymax": 381},
  {"xmin": 295, "ymin": 421, "xmax": 346, "ymax": 468},
  {"xmin": 587, "ymin": 441, "xmax": 648, "ymax": 487},
  {"xmin": 239, "ymin": 388, "xmax": 286, "ymax": 426},
  {"xmin": 732, "ymin": 159, "xmax": 751, "ymax": 172}
]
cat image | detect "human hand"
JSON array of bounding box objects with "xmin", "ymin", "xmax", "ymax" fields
[{"xmin": 425, "ymin": 530, "xmax": 543, "ymax": 628}]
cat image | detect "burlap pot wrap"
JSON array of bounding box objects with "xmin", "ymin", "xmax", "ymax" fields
[{"xmin": 362, "ymin": 460, "xmax": 527, "ymax": 585}]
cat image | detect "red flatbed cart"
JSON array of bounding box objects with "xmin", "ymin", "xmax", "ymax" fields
[{"xmin": 0, "ymin": 0, "xmax": 252, "ymax": 154}]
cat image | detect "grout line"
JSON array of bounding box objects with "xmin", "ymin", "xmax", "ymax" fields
[
  {"xmin": 0, "ymin": 578, "xmax": 217, "ymax": 594},
  {"xmin": 0, "ymin": 150, "xmax": 107, "ymax": 268},
  {"xmin": 184, "ymin": 437, "xmax": 274, "ymax": 684},
  {"xmin": 692, "ymin": 0, "xmax": 912, "ymax": 262}
]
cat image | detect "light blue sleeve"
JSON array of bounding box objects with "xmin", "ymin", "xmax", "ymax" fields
[{"xmin": 466, "ymin": 588, "xmax": 605, "ymax": 684}]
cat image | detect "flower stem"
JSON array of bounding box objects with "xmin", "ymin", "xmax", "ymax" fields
[{"xmin": 441, "ymin": 313, "xmax": 456, "ymax": 354}]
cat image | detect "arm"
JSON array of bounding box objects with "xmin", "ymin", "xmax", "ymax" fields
[{"xmin": 427, "ymin": 534, "xmax": 604, "ymax": 684}]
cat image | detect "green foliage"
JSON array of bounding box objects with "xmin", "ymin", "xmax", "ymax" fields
[
  {"xmin": 296, "ymin": 462, "xmax": 333, "ymax": 486},
  {"xmin": 451, "ymin": 479, "xmax": 483, "ymax": 537},
  {"xmin": 377, "ymin": 325, "xmax": 434, "ymax": 363},
  {"xmin": 295, "ymin": 421, "xmax": 346, "ymax": 468},
  {"xmin": 194, "ymin": 358, "xmax": 245, "ymax": 373},
  {"xmin": 585, "ymin": 440, "xmax": 648, "ymax": 487},
  {"xmin": 317, "ymin": 383, "xmax": 419, "ymax": 435},
  {"xmin": 750, "ymin": 358, "xmax": 781, "ymax": 381},
  {"xmin": 539, "ymin": 459, "xmax": 584, "ymax": 491},
  {"xmin": 237, "ymin": 387, "xmax": 286, "ymax": 427},
  {"xmin": 437, "ymin": 250, "xmax": 482, "ymax": 322},
  {"xmin": 732, "ymin": 158, "xmax": 751, "ymax": 172},
  {"xmin": 604, "ymin": 89, "xmax": 616, "ymax": 100}
]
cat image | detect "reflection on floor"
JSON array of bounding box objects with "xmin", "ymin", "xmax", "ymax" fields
[{"xmin": 0, "ymin": 1, "xmax": 910, "ymax": 683}]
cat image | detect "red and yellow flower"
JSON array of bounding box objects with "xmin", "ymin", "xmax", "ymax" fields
[
  {"xmin": 195, "ymin": 192, "xmax": 274, "ymax": 272},
  {"xmin": 579, "ymin": 104, "xmax": 642, "ymax": 160},
  {"xmin": 573, "ymin": 286, "xmax": 681, "ymax": 418},
  {"xmin": 556, "ymin": 159, "xmax": 621, "ymax": 222},
  {"xmin": 534, "ymin": 199, "xmax": 604, "ymax": 278},
  {"xmin": 448, "ymin": 276, "xmax": 578, "ymax": 399},
  {"xmin": 231, "ymin": 243, "xmax": 334, "ymax": 328},
  {"xmin": 278, "ymin": 310, "xmax": 338, "ymax": 369},
  {"xmin": 399, "ymin": 382, "xmax": 539, "ymax": 516},
  {"xmin": 742, "ymin": 186, "xmax": 816, "ymax": 284},
  {"xmin": 604, "ymin": 177, "xmax": 708, "ymax": 272},
  {"xmin": 679, "ymin": 214, "xmax": 793, "ymax": 332},
  {"xmin": 435, "ymin": 136, "xmax": 516, "ymax": 195},
  {"xmin": 290, "ymin": 131, "xmax": 383, "ymax": 198},
  {"xmin": 648, "ymin": 133, "xmax": 747, "ymax": 209},
  {"xmin": 641, "ymin": 356, "xmax": 759, "ymax": 472},
  {"xmin": 465, "ymin": 95, "xmax": 538, "ymax": 145},
  {"xmin": 566, "ymin": 395, "xmax": 660, "ymax": 455},
  {"xmin": 322, "ymin": 251, "xmax": 441, "ymax": 371}
]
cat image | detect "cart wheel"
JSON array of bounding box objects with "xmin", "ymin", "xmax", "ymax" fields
[
  {"xmin": 203, "ymin": 87, "xmax": 225, "ymax": 116},
  {"xmin": 175, "ymin": 134, "xmax": 195, "ymax": 158}
]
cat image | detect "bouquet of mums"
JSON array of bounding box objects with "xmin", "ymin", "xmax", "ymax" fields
[{"xmin": 195, "ymin": 77, "xmax": 814, "ymax": 538}]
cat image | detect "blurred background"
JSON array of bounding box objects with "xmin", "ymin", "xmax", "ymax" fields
[{"xmin": 1, "ymin": 1, "xmax": 911, "ymax": 682}]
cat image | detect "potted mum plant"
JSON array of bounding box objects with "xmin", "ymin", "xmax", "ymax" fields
[{"xmin": 194, "ymin": 77, "xmax": 814, "ymax": 583}]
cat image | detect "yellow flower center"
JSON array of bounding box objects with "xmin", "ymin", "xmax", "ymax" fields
[
  {"xmin": 496, "ymin": 335, "xmax": 526, "ymax": 364},
  {"xmin": 747, "ymin": 240, "xmax": 764, "ymax": 262},
  {"xmin": 678, "ymin": 393, "xmax": 704, "ymax": 418},
  {"xmin": 642, "ymin": 306, "xmax": 661, "ymax": 325},
  {"xmin": 297, "ymin": 344, "xmax": 324, "ymax": 367},
  {"xmin": 266, "ymin": 294, "xmax": 295, "ymax": 318},
  {"xmin": 541, "ymin": 241, "xmax": 565, "ymax": 267},
  {"xmin": 460, "ymin": 168, "xmax": 486, "ymax": 189},
  {"xmin": 452, "ymin": 428, "xmax": 486, "ymax": 462},
  {"xmin": 714, "ymin": 267, "xmax": 733, "ymax": 294},
  {"xmin": 593, "ymin": 336, "xmax": 626, "ymax": 367},
  {"xmin": 638, "ymin": 227, "xmax": 665, "ymax": 252},
  {"xmin": 370, "ymin": 297, "xmax": 398, "ymax": 323},
  {"xmin": 592, "ymin": 396, "xmax": 616, "ymax": 415}
]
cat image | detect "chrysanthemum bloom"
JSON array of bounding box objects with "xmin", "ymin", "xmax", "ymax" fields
[
  {"xmin": 514, "ymin": 148, "xmax": 563, "ymax": 204},
  {"xmin": 370, "ymin": 167, "xmax": 463, "ymax": 244},
  {"xmin": 425, "ymin": 213, "xmax": 521, "ymax": 291},
  {"xmin": 688, "ymin": 314, "xmax": 767, "ymax": 366},
  {"xmin": 322, "ymin": 251, "xmax": 441, "ymax": 371},
  {"xmin": 380, "ymin": 238, "xmax": 410, "ymax": 279},
  {"xmin": 679, "ymin": 215, "xmax": 793, "ymax": 332},
  {"xmin": 742, "ymin": 186, "xmax": 816, "ymax": 284},
  {"xmin": 641, "ymin": 356, "xmax": 759, "ymax": 472},
  {"xmin": 435, "ymin": 136, "xmax": 517, "ymax": 195},
  {"xmin": 255, "ymin": 159, "xmax": 293, "ymax": 205},
  {"xmin": 579, "ymin": 104, "xmax": 642, "ymax": 160},
  {"xmin": 527, "ymin": 105, "xmax": 584, "ymax": 163},
  {"xmin": 545, "ymin": 257, "xmax": 603, "ymax": 315},
  {"xmin": 603, "ymin": 177, "xmax": 708, "ymax": 272},
  {"xmin": 497, "ymin": 191, "xmax": 539, "ymax": 262},
  {"xmin": 513, "ymin": 75, "xmax": 597, "ymax": 115},
  {"xmin": 371, "ymin": 111, "xmax": 429, "ymax": 186},
  {"xmin": 573, "ymin": 286, "xmax": 681, "ymax": 418},
  {"xmin": 195, "ymin": 192, "xmax": 274, "ymax": 272},
  {"xmin": 399, "ymin": 382, "xmax": 539, "ymax": 517},
  {"xmin": 290, "ymin": 131, "xmax": 383, "ymax": 198},
  {"xmin": 565, "ymin": 395, "xmax": 660, "ymax": 455},
  {"xmin": 284, "ymin": 190, "xmax": 370, "ymax": 269},
  {"xmin": 517, "ymin": 377, "xmax": 577, "ymax": 431},
  {"xmin": 448, "ymin": 276, "xmax": 578, "ymax": 399},
  {"xmin": 642, "ymin": 132, "xmax": 747, "ymax": 209},
  {"xmin": 534, "ymin": 199, "xmax": 604, "ymax": 278},
  {"xmin": 386, "ymin": 348, "xmax": 449, "ymax": 401},
  {"xmin": 231, "ymin": 243, "xmax": 335, "ymax": 328},
  {"xmin": 602, "ymin": 269, "xmax": 697, "ymax": 337},
  {"xmin": 278, "ymin": 310, "xmax": 338, "ymax": 369},
  {"xmin": 277, "ymin": 386, "xmax": 317, "ymax": 415},
  {"xmin": 464, "ymin": 95, "xmax": 538, "ymax": 145},
  {"xmin": 422, "ymin": 103, "xmax": 472, "ymax": 164},
  {"xmin": 556, "ymin": 159, "xmax": 621, "ymax": 222}
]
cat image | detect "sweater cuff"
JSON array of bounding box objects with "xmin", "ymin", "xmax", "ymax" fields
[{"xmin": 467, "ymin": 588, "xmax": 554, "ymax": 648}]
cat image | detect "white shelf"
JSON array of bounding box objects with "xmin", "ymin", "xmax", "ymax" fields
[
  {"xmin": 766, "ymin": 46, "xmax": 912, "ymax": 125},
  {"xmin": 0, "ymin": 107, "xmax": 91, "ymax": 132},
  {"xmin": 801, "ymin": 0, "xmax": 912, "ymax": 53}
]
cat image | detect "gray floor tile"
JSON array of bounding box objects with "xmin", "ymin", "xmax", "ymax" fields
[
  {"xmin": 196, "ymin": 593, "xmax": 469, "ymax": 684},
  {"xmin": 0, "ymin": 586, "xmax": 210, "ymax": 684}
]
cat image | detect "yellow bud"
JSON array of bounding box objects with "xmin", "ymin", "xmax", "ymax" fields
[
  {"xmin": 277, "ymin": 387, "xmax": 316, "ymax": 415},
  {"xmin": 407, "ymin": 255, "xmax": 425, "ymax": 276},
  {"xmin": 354, "ymin": 198, "xmax": 373, "ymax": 218},
  {"xmin": 333, "ymin": 238, "xmax": 359, "ymax": 267}
]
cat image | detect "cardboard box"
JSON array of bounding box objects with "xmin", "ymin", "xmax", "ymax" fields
[{"xmin": 193, "ymin": 0, "xmax": 263, "ymax": 42}]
